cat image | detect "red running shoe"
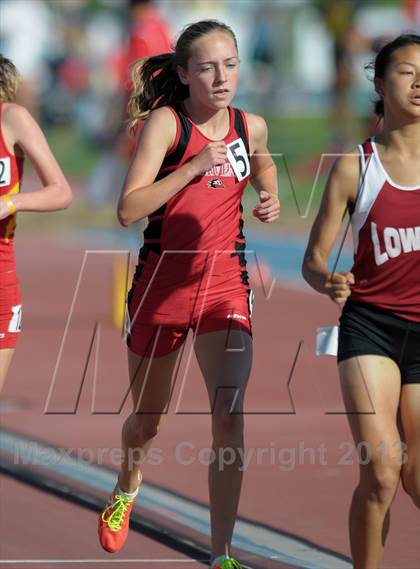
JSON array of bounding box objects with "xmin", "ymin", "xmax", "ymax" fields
[{"xmin": 98, "ymin": 491, "xmax": 136, "ymax": 553}]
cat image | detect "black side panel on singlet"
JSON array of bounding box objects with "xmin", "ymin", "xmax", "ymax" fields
[
  {"xmin": 137, "ymin": 104, "xmax": 193, "ymax": 269},
  {"xmin": 154, "ymin": 104, "xmax": 193, "ymax": 180},
  {"xmin": 233, "ymin": 108, "xmax": 250, "ymax": 155},
  {"xmin": 231, "ymin": 109, "xmax": 251, "ymax": 289}
]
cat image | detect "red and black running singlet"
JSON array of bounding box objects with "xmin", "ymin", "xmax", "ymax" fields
[
  {"xmin": 0, "ymin": 102, "xmax": 24, "ymax": 272},
  {"xmin": 350, "ymin": 137, "xmax": 420, "ymax": 322},
  {"xmin": 133, "ymin": 102, "xmax": 251, "ymax": 283}
]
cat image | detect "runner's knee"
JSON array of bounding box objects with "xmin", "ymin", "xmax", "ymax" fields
[
  {"xmin": 125, "ymin": 413, "xmax": 163, "ymax": 443},
  {"xmin": 212, "ymin": 412, "xmax": 244, "ymax": 445},
  {"xmin": 359, "ymin": 464, "xmax": 401, "ymax": 505}
]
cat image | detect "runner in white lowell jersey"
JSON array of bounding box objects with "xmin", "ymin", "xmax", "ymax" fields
[
  {"xmin": 302, "ymin": 34, "xmax": 420, "ymax": 568},
  {"xmin": 349, "ymin": 135, "xmax": 419, "ymax": 317}
]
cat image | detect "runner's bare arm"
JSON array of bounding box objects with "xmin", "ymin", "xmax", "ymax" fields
[
  {"xmin": 247, "ymin": 113, "xmax": 278, "ymax": 197},
  {"xmin": 246, "ymin": 113, "xmax": 279, "ymax": 223},
  {"xmin": 2, "ymin": 104, "xmax": 72, "ymax": 213},
  {"xmin": 302, "ymin": 151, "xmax": 359, "ymax": 302},
  {"xmin": 118, "ymin": 107, "xmax": 227, "ymax": 226}
]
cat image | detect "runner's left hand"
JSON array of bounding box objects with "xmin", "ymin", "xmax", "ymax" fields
[{"xmin": 253, "ymin": 191, "xmax": 280, "ymax": 223}]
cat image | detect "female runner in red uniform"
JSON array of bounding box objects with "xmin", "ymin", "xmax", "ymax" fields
[
  {"xmin": 0, "ymin": 55, "xmax": 72, "ymax": 392},
  {"xmin": 98, "ymin": 20, "xmax": 280, "ymax": 569},
  {"xmin": 302, "ymin": 35, "xmax": 420, "ymax": 568}
]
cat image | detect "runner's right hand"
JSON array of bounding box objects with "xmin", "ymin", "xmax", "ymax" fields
[
  {"xmin": 324, "ymin": 271, "xmax": 355, "ymax": 305},
  {"xmin": 189, "ymin": 142, "xmax": 227, "ymax": 177}
]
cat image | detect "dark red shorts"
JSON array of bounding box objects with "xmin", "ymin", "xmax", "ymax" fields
[
  {"xmin": 126, "ymin": 252, "xmax": 253, "ymax": 358},
  {"xmin": 0, "ymin": 270, "xmax": 22, "ymax": 349}
]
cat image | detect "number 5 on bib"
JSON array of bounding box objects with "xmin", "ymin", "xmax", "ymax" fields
[{"xmin": 227, "ymin": 138, "xmax": 250, "ymax": 182}]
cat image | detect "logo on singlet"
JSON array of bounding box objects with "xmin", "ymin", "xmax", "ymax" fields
[
  {"xmin": 227, "ymin": 313, "xmax": 247, "ymax": 321},
  {"xmin": 207, "ymin": 178, "xmax": 225, "ymax": 189},
  {"xmin": 371, "ymin": 222, "xmax": 420, "ymax": 265}
]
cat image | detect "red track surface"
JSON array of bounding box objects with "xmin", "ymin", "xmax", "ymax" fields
[
  {"xmin": 1, "ymin": 233, "xmax": 419, "ymax": 568},
  {"xmin": 0, "ymin": 475, "xmax": 201, "ymax": 569}
]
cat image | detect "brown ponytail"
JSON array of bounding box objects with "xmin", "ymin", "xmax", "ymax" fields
[
  {"xmin": 127, "ymin": 53, "xmax": 187, "ymax": 134},
  {"xmin": 0, "ymin": 54, "xmax": 19, "ymax": 103}
]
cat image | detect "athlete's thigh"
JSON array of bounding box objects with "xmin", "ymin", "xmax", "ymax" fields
[
  {"xmin": 127, "ymin": 334, "xmax": 186, "ymax": 415},
  {"xmin": 0, "ymin": 348, "xmax": 14, "ymax": 392},
  {"xmin": 400, "ymin": 384, "xmax": 420, "ymax": 468},
  {"xmin": 193, "ymin": 329, "xmax": 253, "ymax": 412},
  {"xmin": 338, "ymin": 355, "xmax": 402, "ymax": 466}
]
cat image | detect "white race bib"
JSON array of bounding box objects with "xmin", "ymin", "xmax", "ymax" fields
[
  {"xmin": 226, "ymin": 138, "xmax": 250, "ymax": 181},
  {"xmin": 0, "ymin": 157, "xmax": 11, "ymax": 187},
  {"xmin": 248, "ymin": 289, "xmax": 255, "ymax": 317},
  {"xmin": 8, "ymin": 304, "xmax": 22, "ymax": 333}
]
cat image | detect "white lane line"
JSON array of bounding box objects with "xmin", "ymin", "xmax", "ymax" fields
[
  {"xmin": 0, "ymin": 560, "xmax": 201, "ymax": 564},
  {"xmin": 0, "ymin": 429, "xmax": 352, "ymax": 569}
]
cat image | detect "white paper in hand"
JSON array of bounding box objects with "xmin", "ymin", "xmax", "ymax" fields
[{"xmin": 316, "ymin": 325, "xmax": 339, "ymax": 356}]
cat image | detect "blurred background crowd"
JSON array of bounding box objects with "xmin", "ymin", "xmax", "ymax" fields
[{"xmin": 1, "ymin": 0, "xmax": 418, "ymax": 212}]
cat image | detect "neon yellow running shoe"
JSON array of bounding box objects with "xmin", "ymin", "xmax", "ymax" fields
[
  {"xmin": 210, "ymin": 555, "xmax": 244, "ymax": 569},
  {"xmin": 98, "ymin": 491, "xmax": 136, "ymax": 553}
]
